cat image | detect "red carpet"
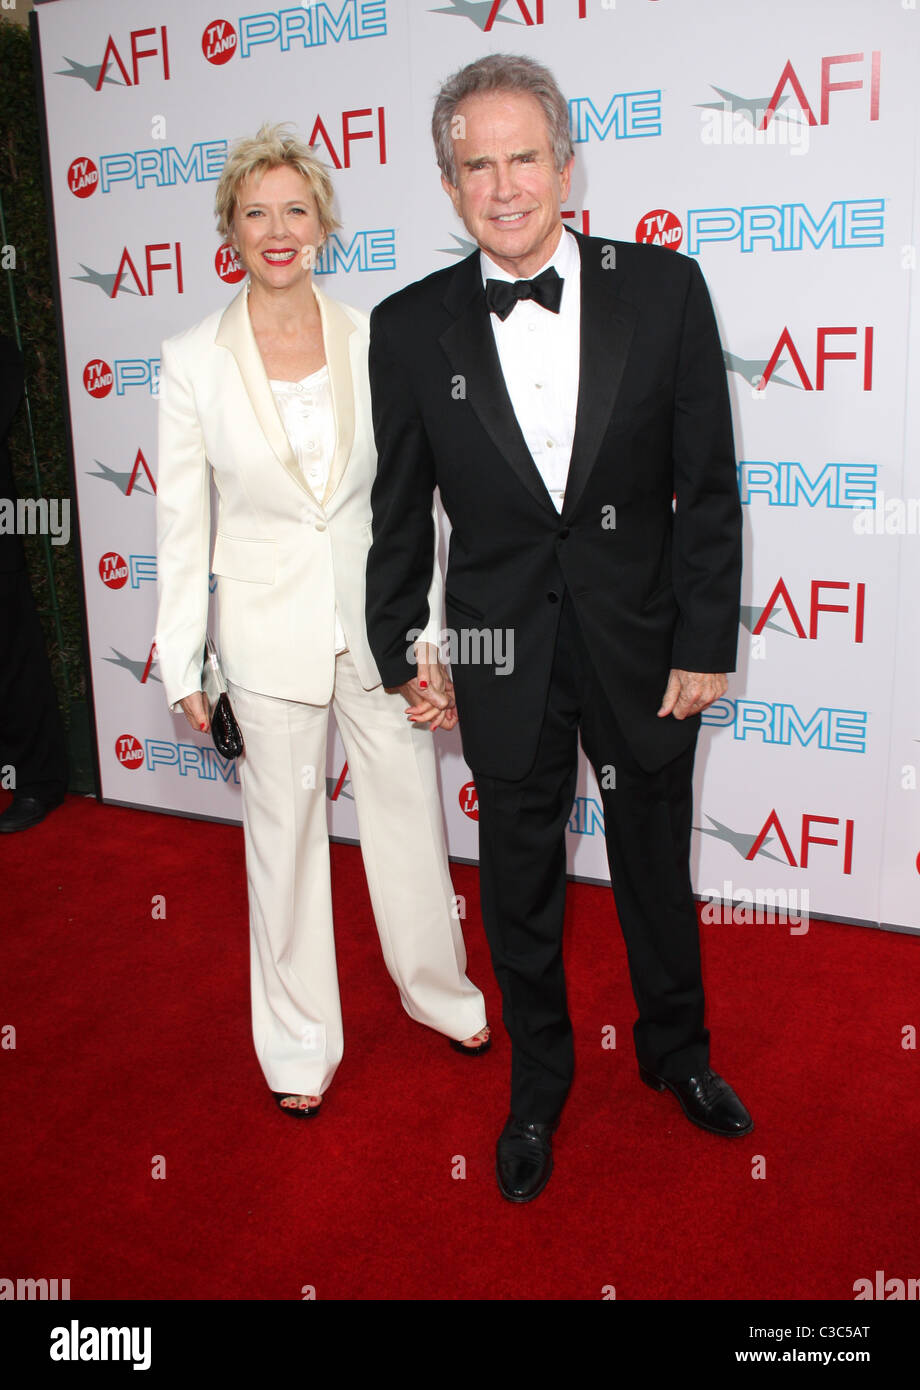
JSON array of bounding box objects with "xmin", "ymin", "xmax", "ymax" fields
[{"xmin": 2, "ymin": 793, "xmax": 918, "ymax": 1301}]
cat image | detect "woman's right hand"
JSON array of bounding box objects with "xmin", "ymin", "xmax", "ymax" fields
[{"xmin": 179, "ymin": 690, "xmax": 211, "ymax": 733}]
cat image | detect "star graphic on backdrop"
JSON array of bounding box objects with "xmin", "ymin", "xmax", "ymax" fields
[
  {"xmin": 102, "ymin": 649, "xmax": 161, "ymax": 684},
  {"xmin": 325, "ymin": 775, "xmax": 354, "ymax": 801},
  {"xmin": 696, "ymin": 86, "xmax": 791, "ymax": 124},
  {"xmin": 723, "ymin": 351, "xmax": 800, "ymax": 390},
  {"xmin": 86, "ymin": 461, "xmax": 151, "ymax": 497},
  {"xmin": 739, "ymin": 605, "xmax": 794, "ymax": 637},
  {"xmin": 430, "ymin": 0, "xmax": 521, "ymax": 29},
  {"xmin": 438, "ymin": 233, "xmax": 478, "ymax": 259},
  {"xmin": 695, "ymin": 815, "xmax": 786, "ymax": 863},
  {"xmin": 55, "ymin": 57, "xmax": 122, "ymax": 89},
  {"xmin": 71, "ymin": 264, "xmax": 138, "ymax": 297}
]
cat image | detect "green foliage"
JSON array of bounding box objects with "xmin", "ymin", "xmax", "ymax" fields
[{"xmin": 0, "ymin": 16, "xmax": 87, "ymax": 724}]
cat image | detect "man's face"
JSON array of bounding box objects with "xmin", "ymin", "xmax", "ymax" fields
[{"xmin": 441, "ymin": 90, "xmax": 573, "ymax": 279}]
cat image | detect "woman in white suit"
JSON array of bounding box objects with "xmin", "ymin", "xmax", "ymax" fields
[{"xmin": 155, "ymin": 125, "xmax": 489, "ymax": 1116}]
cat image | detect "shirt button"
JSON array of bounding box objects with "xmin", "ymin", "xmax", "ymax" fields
[
  {"xmin": 528, "ymin": 323, "xmax": 537, "ymax": 333},
  {"xmin": 547, "ymin": 590, "xmax": 559, "ymax": 604},
  {"xmin": 546, "ymin": 440, "xmax": 554, "ymax": 449}
]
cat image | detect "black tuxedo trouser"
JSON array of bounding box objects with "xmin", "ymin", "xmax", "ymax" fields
[
  {"xmin": 0, "ymin": 570, "xmax": 68, "ymax": 802},
  {"xmin": 473, "ymin": 592, "xmax": 709, "ymax": 1123}
]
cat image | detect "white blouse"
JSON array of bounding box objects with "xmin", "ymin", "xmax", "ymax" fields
[{"xmin": 270, "ymin": 366, "xmax": 347, "ymax": 654}]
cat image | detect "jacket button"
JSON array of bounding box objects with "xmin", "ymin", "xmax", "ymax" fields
[
  {"xmin": 558, "ymin": 527, "xmax": 570, "ymax": 541},
  {"xmin": 315, "ymin": 521, "xmax": 327, "ymax": 532},
  {"xmin": 547, "ymin": 590, "xmax": 559, "ymax": 604}
]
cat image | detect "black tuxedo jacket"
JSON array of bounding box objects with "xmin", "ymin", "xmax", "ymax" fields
[{"xmin": 366, "ymin": 229, "xmax": 741, "ymax": 778}]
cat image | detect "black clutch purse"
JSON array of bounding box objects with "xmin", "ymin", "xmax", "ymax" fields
[{"xmin": 201, "ymin": 634, "xmax": 244, "ymax": 760}]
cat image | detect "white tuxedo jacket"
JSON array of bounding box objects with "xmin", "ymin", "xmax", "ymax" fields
[{"xmin": 155, "ymin": 282, "xmax": 440, "ymax": 709}]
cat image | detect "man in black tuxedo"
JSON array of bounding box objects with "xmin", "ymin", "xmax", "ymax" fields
[{"xmin": 366, "ymin": 54, "xmax": 751, "ymax": 1202}]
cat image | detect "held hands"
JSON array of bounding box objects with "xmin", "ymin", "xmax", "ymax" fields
[
  {"xmin": 388, "ymin": 641, "xmax": 458, "ymax": 732},
  {"xmin": 658, "ymin": 669, "xmax": 727, "ymax": 721},
  {"xmin": 179, "ymin": 690, "xmax": 211, "ymax": 734}
]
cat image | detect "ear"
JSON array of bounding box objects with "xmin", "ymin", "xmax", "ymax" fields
[
  {"xmin": 559, "ymin": 155, "xmax": 574, "ymax": 204},
  {"xmin": 441, "ymin": 173, "xmax": 461, "ymax": 216}
]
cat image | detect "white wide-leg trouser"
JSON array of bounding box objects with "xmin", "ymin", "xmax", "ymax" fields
[{"xmin": 229, "ymin": 652, "xmax": 486, "ymax": 1096}]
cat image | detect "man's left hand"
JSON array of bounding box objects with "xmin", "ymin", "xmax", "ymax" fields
[{"xmin": 658, "ymin": 669, "xmax": 727, "ymax": 720}]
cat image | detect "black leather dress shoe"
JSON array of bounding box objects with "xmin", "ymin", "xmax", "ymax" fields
[
  {"xmin": 496, "ymin": 1115, "xmax": 556, "ymax": 1203},
  {"xmin": 0, "ymin": 795, "xmax": 61, "ymax": 834},
  {"xmin": 639, "ymin": 1065, "xmax": 753, "ymax": 1136}
]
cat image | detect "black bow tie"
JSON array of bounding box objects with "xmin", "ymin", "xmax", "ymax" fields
[{"xmin": 485, "ymin": 267, "xmax": 564, "ymax": 321}]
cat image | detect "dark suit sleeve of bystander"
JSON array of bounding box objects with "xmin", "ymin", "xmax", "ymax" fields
[
  {"xmin": 669, "ymin": 257, "xmax": 742, "ymax": 674},
  {"xmin": 366, "ymin": 304, "xmax": 439, "ymax": 687}
]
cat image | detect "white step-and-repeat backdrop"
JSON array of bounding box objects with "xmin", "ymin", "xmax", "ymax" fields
[{"xmin": 33, "ymin": 0, "xmax": 920, "ymax": 931}]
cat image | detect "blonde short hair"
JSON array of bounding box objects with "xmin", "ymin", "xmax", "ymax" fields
[{"xmin": 215, "ymin": 122, "xmax": 340, "ymax": 241}]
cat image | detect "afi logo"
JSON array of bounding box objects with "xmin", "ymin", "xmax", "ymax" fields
[
  {"xmin": 308, "ymin": 108, "xmax": 387, "ymax": 170},
  {"xmin": 68, "ymin": 157, "xmax": 98, "ymax": 198},
  {"xmin": 748, "ymin": 809, "xmax": 854, "ymax": 875},
  {"xmin": 115, "ymin": 734, "xmax": 144, "ymax": 769},
  {"xmin": 215, "ymin": 242, "xmax": 245, "ymax": 284},
  {"xmin": 473, "ymin": 1, "xmax": 590, "ymax": 30},
  {"xmin": 636, "ymin": 209, "xmax": 682, "ymax": 249},
  {"xmin": 752, "ymin": 579, "xmax": 866, "ymax": 643},
  {"xmin": 83, "ymin": 359, "xmax": 114, "ymax": 397},
  {"xmin": 96, "ymin": 26, "xmax": 171, "ymax": 90},
  {"xmin": 459, "ymin": 782, "xmax": 479, "ymax": 821},
  {"xmin": 202, "ymin": 19, "xmax": 237, "ymax": 64},
  {"xmin": 111, "ymin": 242, "xmax": 184, "ymax": 297},
  {"xmin": 99, "ymin": 552, "xmax": 129, "ymax": 589},
  {"xmin": 758, "ymin": 326, "xmax": 874, "ymax": 391},
  {"xmin": 762, "ymin": 51, "xmax": 881, "ymax": 129}
]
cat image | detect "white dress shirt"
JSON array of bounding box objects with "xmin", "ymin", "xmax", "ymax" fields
[
  {"xmin": 481, "ymin": 226, "xmax": 581, "ymax": 513},
  {"xmin": 270, "ymin": 367, "xmax": 347, "ymax": 654}
]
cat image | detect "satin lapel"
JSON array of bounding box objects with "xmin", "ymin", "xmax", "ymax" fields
[
  {"xmin": 313, "ymin": 286, "xmax": 356, "ymax": 508},
  {"xmin": 214, "ymin": 283, "xmax": 315, "ymax": 500},
  {"xmin": 561, "ymin": 234, "xmax": 637, "ymax": 521},
  {"xmin": 440, "ymin": 255, "xmax": 559, "ymax": 517}
]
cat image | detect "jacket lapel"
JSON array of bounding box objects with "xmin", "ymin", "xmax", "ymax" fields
[
  {"xmin": 561, "ymin": 231, "xmax": 637, "ymax": 520},
  {"xmin": 313, "ymin": 285, "xmax": 356, "ymax": 508},
  {"xmin": 440, "ymin": 254, "xmax": 558, "ymax": 517}
]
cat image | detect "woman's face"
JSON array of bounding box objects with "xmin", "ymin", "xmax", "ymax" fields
[{"xmin": 231, "ymin": 164, "xmax": 324, "ymax": 293}]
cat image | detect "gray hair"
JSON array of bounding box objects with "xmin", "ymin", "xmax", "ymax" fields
[
  {"xmin": 432, "ymin": 54, "xmax": 574, "ymax": 186},
  {"xmin": 215, "ymin": 122, "xmax": 340, "ymax": 241}
]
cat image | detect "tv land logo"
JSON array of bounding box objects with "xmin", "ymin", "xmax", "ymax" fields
[
  {"xmin": 746, "ymin": 579, "xmax": 866, "ymax": 644},
  {"xmin": 87, "ymin": 450, "xmax": 157, "ymax": 498},
  {"xmin": 72, "ymin": 244, "xmax": 183, "ymax": 298},
  {"xmin": 698, "ymin": 810, "xmax": 855, "ymax": 874},
  {"xmin": 83, "ymin": 359, "xmax": 161, "ymax": 398},
  {"xmin": 702, "ymin": 700, "xmax": 867, "ymax": 754},
  {"xmin": 114, "ymin": 734, "xmax": 144, "ymax": 770},
  {"xmin": 67, "ymin": 144, "xmax": 227, "ymax": 198},
  {"xmin": 98, "ymin": 553, "xmax": 156, "ymax": 591},
  {"xmin": 216, "ymin": 243, "xmax": 246, "ymax": 285},
  {"xmin": 201, "ymin": 4, "xmax": 387, "ymax": 62},
  {"xmin": 737, "ymin": 462, "xmax": 877, "ymax": 511},
  {"xmin": 55, "ymin": 26, "xmax": 170, "ymax": 91},
  {"xmin": 636, "ymin": 210, "xmax": 682, "ymax": 249},
  {"xmin": 726, "ymin": 327, "xmax": 874, "ymax": 392},
  {"xmin": 459, "ymin": 781, "xmax": 479, "ymax": 821}
]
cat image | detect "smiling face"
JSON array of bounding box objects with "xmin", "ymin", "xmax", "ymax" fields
[
  {"xmin": 231, "ymin": 163, "xmax": 324, "ymax": 294},
  {"xmin": 441, "ymin": 89, "xmax": 573, "ymax": 279}
]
